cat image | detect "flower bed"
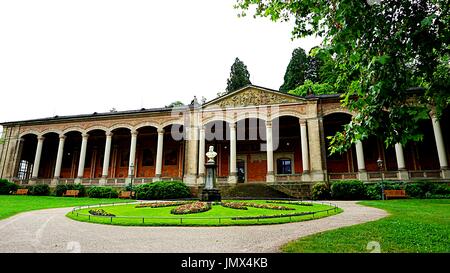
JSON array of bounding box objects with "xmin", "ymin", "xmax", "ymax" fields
[
  {"xmin": 135, "ymin": 201, "xmax": 191, "ymax": 208},
  {"xmin": 266, "ymin": 200, "xmax": 313, "ymax": 206},
  {"xmin": 171, "ymin": 201, "xmax": 211, "ymax": 215},
  {"xmin": 221, "ymin": 202, "xmax": 295, "ymax": 210},
  {"xmin": 89, "ymin": 209, "xmax": 115, "ymax": 217},
  {"xmin": 221, "ymin": 202, "xmax": 248, "ymax": 210}
]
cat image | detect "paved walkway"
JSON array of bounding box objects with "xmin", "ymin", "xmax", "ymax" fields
[{"xmin": 0, "ymin": 201, "xmax": 387, "ymax": 253}]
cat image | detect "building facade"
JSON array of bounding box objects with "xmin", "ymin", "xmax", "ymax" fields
[{"xmin": 0, "ymin": 86, "xmax": 449, "ymax": 192}]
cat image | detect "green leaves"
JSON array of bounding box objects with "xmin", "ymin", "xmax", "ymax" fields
[{"xmin": 226, "ymin": 57, "xmax": 252, "ymax": 93}]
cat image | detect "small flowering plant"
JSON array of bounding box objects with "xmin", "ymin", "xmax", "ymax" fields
[
  {"xmin": 221, "ymin": 202, "xmax": 248, "ymax": 210},
  {"xmin": 135, "ymin": 201, "xmax": 191, "ymax": 208},
  {"xmin": 170, "ymin": 201, "xmax": 211, "ymax": 215},
  {"xmin": 89, "ymin": 209, "xmax": 115, "ymax": 217},
  {"xmin": 221, "ymin": 201, "xmax": 295, "ymax": 210}
]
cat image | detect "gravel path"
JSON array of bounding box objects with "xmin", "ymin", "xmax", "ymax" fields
[{"xmin": 0, "ymin": 201, "xmax": 387, "ymax": 253}]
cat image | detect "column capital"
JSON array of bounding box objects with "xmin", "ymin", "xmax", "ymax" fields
[
  {"xmin": 265, "ymin": 121, "xmax": 272, "ymax": 128},
  {"xmin": 105, "ymin": 131, "xmax": 113, "ymax": 137},
  {"xmin": 229, "ymin": 123, "xmax": 236, "ymax": 129},
  {"xmin": 82, "ymin": 133, "xmax": 89, "ymax": 139},
  {"xmin": 37, "ymin": 136, "xmax": 45, "ymax": 141},
  {"xmin": 130, "ymin": 130, "xmax": 138, "ymax": 136},
  {"xmin": 59, "ymin": 135, "xmax": 67, "ymax": 140},
  {"xmin": 299, "ymin": 119, "xmax": 307, "ymax": 126},
  {"xmin": 157, "ymin": 128, "xmax": 165, "ymax": 134}
]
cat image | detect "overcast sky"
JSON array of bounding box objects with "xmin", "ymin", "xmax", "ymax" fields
[{"xmin": 0, "ymin": 0, "xmax": 321, "ymax": 131}]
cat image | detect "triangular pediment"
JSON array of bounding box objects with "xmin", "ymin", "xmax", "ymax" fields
[{"xmin": 203, "ymin": 85, "xmax": 305, "ymax": 108}]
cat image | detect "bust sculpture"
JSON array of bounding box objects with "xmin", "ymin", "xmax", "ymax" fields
[{"xmin": 206, "ymin": 146, "xmax": 217, "ymax": 163}]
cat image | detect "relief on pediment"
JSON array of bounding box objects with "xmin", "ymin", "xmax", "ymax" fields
[{"xmin": 213, "ymin": 88, "xmax": 301, "ymax": 108}]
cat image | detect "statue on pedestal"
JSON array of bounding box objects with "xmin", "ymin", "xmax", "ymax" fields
[{"xmin": 201, "ymin": 146, "xmax": 221, "ymax": 202}]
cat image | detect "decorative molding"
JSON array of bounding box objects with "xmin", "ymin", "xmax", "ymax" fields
[{"xmin": 214, "ymin": 88, "xmax": 301, "ymax": 108}]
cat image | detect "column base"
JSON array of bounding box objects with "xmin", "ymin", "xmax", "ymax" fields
[
  {"xmin": 358, "ymin": 171, "xmax": 369, "ymax": 181},
  {"xmin": 183, "ymin": 175, "xmax": 198, "ymax": 186},
  {"xmin": 227, "ymin": 174, "xmax": 237, "ymax": 185},
  {"xmin": 266, "ymin": 173, "xmax": 275, "ymax": 183},
  {"xmin": 28, "ymin": 179, "xmax": 37, "ymax": 185},
  {"xmin": 301, "ymin": 172, "xmax": 311, "ymax": 182},
  {"xmin": 74, "ymin": 177, "xmax": 83, "ymax": 184},
  {"xmin": 398, "ymin": 170, "xmax": 409, "ymax": 180},
  {"xmin": 125, "ymin": 177, "xmax": 132, "ymax": 185},
  {"xmin": 441, "ymin": 169, "xmax": 450, "ymax": 179},
  {"xmin": 51, "ymin": 178, "xmax": 59, "ymax": 186},
  {"xmin": 99, "ymin": 177, "xmax": 107, "ymax": 185}
]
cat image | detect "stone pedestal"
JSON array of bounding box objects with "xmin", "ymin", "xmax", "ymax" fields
[{"xmin": 200, "ymin": 160, "xmax": 221, "ymax": 202}]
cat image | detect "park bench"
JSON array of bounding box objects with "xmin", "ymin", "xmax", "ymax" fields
[
  {"xmin": 14, "ymin": 188, "xmax": 28, "ymax": 195},
  {"xmin": 384, "ymin": 189, "xmax": 407, "ymax": 200},
  {"xmin": 63, "ymin": 190, "xmax": 79, "ymax": 197},
  {"xmin": 118, "ymin": 191, "xmax": 134, "ymax": 199}
]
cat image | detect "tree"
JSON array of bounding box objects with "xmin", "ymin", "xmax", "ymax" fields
[
  {"xmin": 226, "ymin": 57, "xmax": 252, "ymax": 93},
  {"xmin": 165, "ymin": 101, "xmax": 185, "ymax": 108},
  {"xmin": 235, "ymin": 0, "xmax": 450, "ymax": 154},
  {"xmin": 279, "ymin": 47, "xmax": 308, "ymax": 92}
]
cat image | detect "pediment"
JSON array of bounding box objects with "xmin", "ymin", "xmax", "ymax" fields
[{"xmin": 204, "ymin": 86, "xmax": 304, "ymax": 108}]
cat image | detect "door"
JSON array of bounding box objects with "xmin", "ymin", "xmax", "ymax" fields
[{"xmin": 237, "ymin": 160, "xmax": 245, "ymax": 183}]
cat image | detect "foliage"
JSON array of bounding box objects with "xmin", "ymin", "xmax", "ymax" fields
[
  {"xmin": 311, "ymin": 182, "xmax": 331, "ymax": 200},
  {"xmin": 88, "ymin": 209, "xmax": 115, "ymax": 217},
  {"xmin": 405, "ymin": 181, "xmax": 450, "ymax": 198},
  {"xmin": 221, "ymin": 183, "xmax": 290, "ymax": 198},
  {"xmin": 55, "ymin": 184, "xmax": 86, "ymax": 197},
  {"xmin": 0, "ymin": 179, "xmax": 18, "ymax": 195},
  {"xmin": 165, "ymin": 101, "xmax": 185, "ymax": 108},
  {"xmin": 170, "ymin": 201, "xmax": 211, "ymax": 215},
  {"xmin": 134, "ymin": 181, "xmax": 191, "ymax": 200},
  {"xmin": 288, "ymin": 80, "xmax": 336, "ymax": 97},
  {"xmin": 86, "ymin": 186, "xmax": 118, "ymax": 198},
  {"xmin": 279, "ymin": 47, "xmax": 308, "ymax": 92},
  {"xmin": 365, "ymin": 181, "xmax": 407, "ymax": 200},
  {"xmin": 331, "ymin": 180, "xmax": 366, "ymax": 200},
  {"xmin": 226, "ymin": 57, "xmax": 252, "ymax": 93},
  {"xmin": 266, "ymin": 200, "xmax": 313, "ymax": 206},
  {"xmin": 221, "ymin": 202, "xmax": 249, "ymax": 210},
  {"xmin": 29, "ymin": 184, "xmax": 50, "ymax": 196},
  {"xmin": 221, "ymin": 201, "xmax": 295, "ymax": 210},
  {"xmin": 235, "ymin": 0, "xmax": 450, "ymax": 154}
]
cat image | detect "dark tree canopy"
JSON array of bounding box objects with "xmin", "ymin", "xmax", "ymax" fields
[
  {"xmin": 279, "ymin": 47, "xmax": 308, "ymax": 92},
  {"xmin": 235, "ymin": 0, "xmax": 450, "ymax": 154},
  {"xmin": 226, "ymin": 57, "xmax": 252, "ymax": 93}
]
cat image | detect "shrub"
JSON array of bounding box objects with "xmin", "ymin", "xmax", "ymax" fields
[
  {"xmin": 134, "ymin": 181, "xmax": 191, "ymax": 200},
  {"xmin": 364, "ymin": 181, "xmax": 406, "ymax": 200},
  {"xmin": 135, "ymin": 201, "xmax": 191, "ymax": 208},
  {"xmin": 331, "ymin": 180, "xmax": 366, "ymax": 200},
  {"xmin": 87, "ymin": 186, "xmax": 118, "ymax": 198},
  {"xmin": 0, "ymin": 179, "xmax": 18, "ymax": 195},
  {"xmin": 55, "ymin": 184, "xmax": 86, "ymax": 197},
  {"xmin": 406, "ymin": 181, "xmax": 450, "ymax": 198},
  {"xmin": 311, "ymin": 182, "xmax": 331, "ymax": 200},
  {"xmin": 29, "ymin": 184, "xmax": 50, "ymax": 196},
  {"xmin": 171, "ymin": 201, "xmax": 211, "ymax": 215}
]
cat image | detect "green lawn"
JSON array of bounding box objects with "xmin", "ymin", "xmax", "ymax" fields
[
  {"xmin": 282, "ymin": 199, "xmax": 450, "ymax": 253},
  {"xmin": 67, "ymin": 200, "xmax": 342, "ymax": 226},
  {"xmin": 0, "ymin": 195, "xmax": 132, "ymax": 220}
]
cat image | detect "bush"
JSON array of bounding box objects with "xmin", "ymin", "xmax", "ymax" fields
[
  {"xmin": 170, "ymin": 201, "xmax": 211, "ymax": 215},
  {"xmin": 29, "ymin": 184, "xmax": 50, "ymax": 196},
  {"xmin": 0, "ymin": 179, "xmax": 18, "ymax": 195},
  {"xmin": 406, "ymin": 181, "xmax": 450, "ymax": 198},
  {"xmin": 331, "ymin": 180, "xmax": 366, "ymax": 200},
  {"xmin": 87, "ymin": 186, "xmax": 118, "ymax": 198},
  {"xmin": 311, "ymin": 182, "xmax": 331, "ymax": 200},
  {"xmin": 134, "ymin": 181, "xmax": 191, "ymax": 200},
  {"xmin": 55, "ymin": 184, "xmax": 86, "ymax": 197},
  {"xmin": 364, "ymin": 181, "xmax": 406, "ymax": 200},
  {"xmin": 89, "ymin": 209, "xmax": 115, "ymax": 217}
]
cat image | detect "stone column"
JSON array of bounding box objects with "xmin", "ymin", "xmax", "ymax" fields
[
  {"xmin": 395, "ymin": 143, "xmax": 409, "ymax": 180},
  {"xmin": 307, "ymin": 118, "xmax": 325, "ymax": 181},
  {"xmin": 128, "ymin": 130, "xmax": 138, "ymax": 177},
  {"xmin": 76, "ymin": 134, "xmax": 89, "ymax": 180},
  {"xmin": 355, "ymin": 140, "xmax": 368, "ymax": 180},
  {"xmin": 266, "ymin": 121, "xmax": 275, "ymax": 182},
  {"xmin": 101, "ymin": 131, "xmax": 113, "ymax": 184},
  {"xmin": 31, "ymin": 136, "xmax": 45, "ymax": 179},
  {"xmin": 300, "ymin": 120, "xmax": 310, "ymax": 173},
  {"xmin": 198, "ymin": 126, "xmax": 206, "ymax": 178},
  {"xmin": 228, "ymin": 123, "xmax": 237, "ymax": 184},
  {"xmin": 155, "ymin": 128, "xmax": 164, "ymax": 179},
  {"xmin": 53, "ymin": 135, "xmax": 66, "ymax": 181},
  {"xmin": 431, "ymin": 114, "xmax": 449, "ymax": 178}
]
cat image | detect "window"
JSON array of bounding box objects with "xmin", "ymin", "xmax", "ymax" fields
[
  {"xmin": 17, "ymin": 160, "xmax": 30, "ymax": 180},
  {"xmin": 277, "ymin": 158, "xmax": 292, "ymax": 174}
]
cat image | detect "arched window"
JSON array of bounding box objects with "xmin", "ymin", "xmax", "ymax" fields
[{"xmin": 277, "ymin": 158, "xmax": 292, "ymax": 174}]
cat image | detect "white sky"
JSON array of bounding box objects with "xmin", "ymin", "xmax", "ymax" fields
[{"xmin": 0, "ymin": 0, "xmax": 321, "ymax": 131}]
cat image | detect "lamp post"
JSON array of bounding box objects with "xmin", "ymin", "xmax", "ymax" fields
[
  {"xmin": 129, "ymin": 163, "xmax": 135, "ymax": 199},
  {"xmin": 377, "ymin": 158, "xmax": 384, "ymax": 200}
]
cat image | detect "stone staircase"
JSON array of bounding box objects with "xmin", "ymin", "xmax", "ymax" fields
[{"xmin": 269, "ymin": 183, "xmax": 312, "ymax": 199}]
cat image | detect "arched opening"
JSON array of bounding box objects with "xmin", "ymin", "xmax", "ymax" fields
[
  {"xmin": 16, "ymin": 134, "xmax": 37, "ymax": 181},
  {"xmin": 235, "ymin": 118, "xmax": 267, "ymax": 182},
  {"xmin": 162, "ymin": 124, "xmax": 185, "ymax": 179},
  {"xmin": 272, "ymin": 116, "xmax": 302, "ymax": 175},
  {"xmin": 136, "ymin": 126, "xmax": 158, "ymax": 178},
  {"xmin": 39, "ymin": 132, "xmax": 59, "ymax": 179},
  {"xmin": 323, "ymin": 113, "xmax": 357, "ymax": 174},
  {"xmin": 60, "ymin": 131, "xmax": 81, "ymax": 178},
  {"xmin": 110, "ymin": 128, "xmax": 132, "ymax": 178},
  {"xmin": 84, "ymin": 129, "xmax": 106, "ymax": 179},
  {"xmin": 204, "ymin": 120, "xmax": 230, "ymax": 180},
  {"xmin": 363, "ymin": 136, "xmax": 397, "ymax": 172}
]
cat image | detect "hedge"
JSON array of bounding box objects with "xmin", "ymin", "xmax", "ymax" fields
[
  {"xmin": 0, "ymin": 179, "xmax": 18, "ymax": 195},
  {"xmin": 311, "ymin": 182, "xmax": 331, "ymax": 200},
  {"xmin": 55, "ymin": 184, "xmax": 86, "ymax": 197},
  {"xmin": 331, "ymin": 180, "xmax": 366, "ymax": 200},
  {"xmin": 87, "ymin": 186, "xmax": 118, "ymax": 198},
  {"xmin": 134, "ymin": 181, "xmax": 191, "ymax": 200}
]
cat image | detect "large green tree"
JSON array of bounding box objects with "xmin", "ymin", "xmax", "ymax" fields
[
  {"xmin": 279, "ymin": 47, "xmax": 308, "ymax": 92},
  {"xmin": 235, "ymin": 0, "xmax": 450, "ymax": 154},
  {"xmin": 226, "ymin": 57, "xmax": 252, "ymax": 93}
]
